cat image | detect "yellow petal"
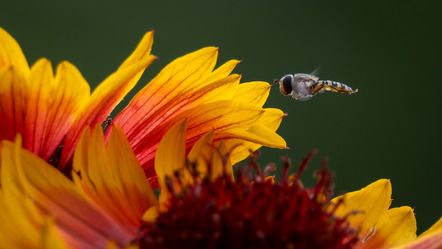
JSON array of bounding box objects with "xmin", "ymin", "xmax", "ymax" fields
[
  {"xmin": 119, "ymin": 30, "xmax": 155, "ymax": 69},
  {"xmin": 233, "ymin": 81, "xmax": 272, "ymax": 107},
  {"xmin": 142, "ymin": 206, "xmax": 159, "ymax": 223},
  {"xmin": 0, "ymin": 137, "xmax": 62, "ymax": 248},
  {"xmin": 222, "ymin": 108, "xmax": 287, "ymax": 164},
  {"xmin": 0, "ymin": 27, "xmax": 29, "ymax": 74},
  {"xmin": 419, "ymin": 216, "xmax": 442, "ymax": 238},
  {"xmin": 358, "ymin": 206, "xmax": 416, "ymax": 248},
  {"xmin": 154, "ymin": 119, "xmax": 187, "ymax": 205},
  {"xmin": 41, "ymin": 219, "xmax": 70, "ymax": 249},
  {"xmin": 206, "ymin": 59, "xmax": 240, "ymax": 82},
  {"xmin": 187, "ymin": 131, "xmax": 233, "ymax": 181},
  {"xmin": 188, "ymin": 74, "xmax": 241, "ymax": 103},
  {"xmin": 0, "ymin": 161, "xmax": 45, "ymax": 248},
  {"xmin": 187, "ymin": 130, "xmax": 215, "ymax": 164},
  {"xmin": 210, "ymin": 140, "xmax": 234, "ymax": 180},
  {"xmin": 330, "ymin": 179, "xmax": 392, "ymax": 240},
  {"xmin": 228, "ymin": 124, "xmax": 286, "ymax": 148}
]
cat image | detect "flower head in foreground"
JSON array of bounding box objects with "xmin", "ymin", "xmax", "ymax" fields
[
  {"xmin": 0, "ymin": 27, "xmax": 287, "ymax": 188},
  {"xmin": 1, "ymin": 120, "xmax": 441, "ymax": 249}
]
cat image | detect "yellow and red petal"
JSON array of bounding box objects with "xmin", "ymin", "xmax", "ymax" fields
[
  {"xmin": 113, "ymin": 47, "xmax": 286, "ymax": 187},
  {"xmin": 0, "ymin": 28, "xmax": 92, "ymax": 163},
  {"xmin": 357, "ymin": 206, "xmax": 416, "ymax": 248},
  {"xmin": 1, "ymin": 136, "xmax": 138, "ymax": 248},
  {"xmin": 113, "ymin": 47, "xmax": 228, "ymax": 147},
  {"xmin": 73, "ymin": 124, "xmax": 157, "ymax": 230},
  {"xmin": 59, "ymin": 31, "xmax": 156, "ymax": 169},
  {"xmin": 394, "ymin": 230, "xmax": 442, "ymax": 249},
  {"xmin": 0, "ymin": 65, "xmax": 29, "ymax": 143},
  {"xmin": 29, "ymin": 60, "xmax": 90, "ymax": 160},
  {"xmin": 390, "ymin": 217, "xmax": 442, "ymax": 249}
]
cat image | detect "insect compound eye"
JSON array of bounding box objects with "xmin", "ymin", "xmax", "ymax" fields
[{"xmin": 280, "ymin": 75, "xmax": 293, "ymax": 95}]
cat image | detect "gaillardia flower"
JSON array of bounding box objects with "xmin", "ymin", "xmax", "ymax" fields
[
  {"xmin": 1, "ymin": 120, "xmax": 441, "ymax": 248},
  {"xmin": 0, "ymin": 27, "xmax": 286, "ymax": 187}
]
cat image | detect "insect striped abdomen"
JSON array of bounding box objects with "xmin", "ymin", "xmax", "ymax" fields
[{"xmin": 311, "ymin": 80, "xmax": 358, "ymax": 95}]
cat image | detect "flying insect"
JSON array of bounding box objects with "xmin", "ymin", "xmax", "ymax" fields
[{"xmin": 274, "ymin": 73, "xmax": 358, "ymax": 101}]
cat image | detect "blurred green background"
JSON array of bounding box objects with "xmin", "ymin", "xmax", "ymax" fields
[{"xmin": 1, "ymin": 0, "xmax": 440, "ymax": 233}]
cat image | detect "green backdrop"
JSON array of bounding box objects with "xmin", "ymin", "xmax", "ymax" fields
[{"xmin": 1, "ymin": 0, "xmax": 440, "ymax": 233}]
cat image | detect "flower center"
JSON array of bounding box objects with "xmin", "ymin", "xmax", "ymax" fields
[{"xmin": 137, "ymin": 151, "xmax": 359, "ymax": 249}]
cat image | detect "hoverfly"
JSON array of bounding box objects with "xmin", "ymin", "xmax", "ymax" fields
[{"xmin": 274, "ymin": 73, "xmax": 358, "ymax": 101}]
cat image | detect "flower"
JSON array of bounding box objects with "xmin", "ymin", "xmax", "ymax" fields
[
  {"xmin": 0, "ymin": 27, "xmax": 286, "ymax": 188},
  {"xmin": 0, "ymin": 27, "xmax": 156, "ymax": 170}
]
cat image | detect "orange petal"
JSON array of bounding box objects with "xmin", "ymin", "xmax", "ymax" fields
[
  {"xmin": 113, "ymin": 47, "xmax": 224, "ymax": 148},
  {"xmin": 59, "ymin": 31, "xmax": 156, "ymax": 169}
]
